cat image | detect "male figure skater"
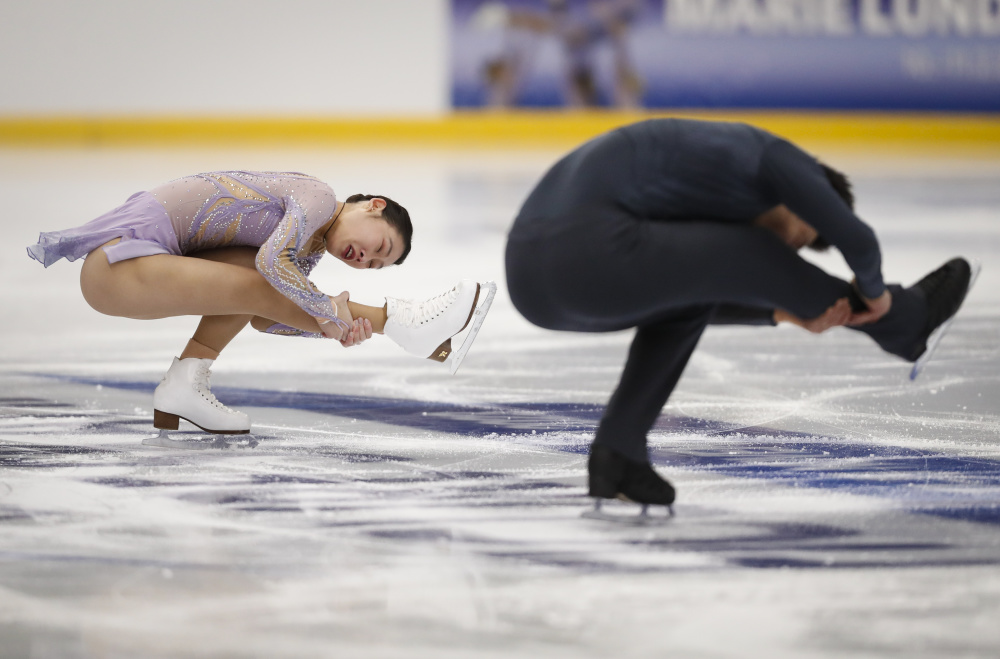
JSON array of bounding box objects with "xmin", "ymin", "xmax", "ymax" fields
[{"xmin": 505, "ymin": 118, "xmax": 975, "ymax": 509}]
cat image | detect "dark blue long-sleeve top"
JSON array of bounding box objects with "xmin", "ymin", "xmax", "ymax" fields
[{"xmin": 618, "ymin": 119, "xmax": 886, "ymax": 299}]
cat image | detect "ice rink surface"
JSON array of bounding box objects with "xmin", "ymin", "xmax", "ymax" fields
[{"xmin": 1, "ymin": 142, "xmax": 999, "ymax": 658}]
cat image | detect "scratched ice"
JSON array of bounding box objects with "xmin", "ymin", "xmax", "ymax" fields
[{"xmin": 1, "ymin": 146, "xmax": 999, "ymax": 658}]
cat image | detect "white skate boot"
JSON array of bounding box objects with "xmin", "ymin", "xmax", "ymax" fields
[
  {"xmin": 152, "ymin": 357, "xmax": 251, "ymax": 434},
  {"xmin": 384, "ymin": 279, "xmax": 497, "ymax": 374}
]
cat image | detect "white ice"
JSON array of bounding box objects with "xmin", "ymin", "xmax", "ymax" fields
[{"xmin": 1, "ymin": 144, "xmax": 999, "ymax": 658}]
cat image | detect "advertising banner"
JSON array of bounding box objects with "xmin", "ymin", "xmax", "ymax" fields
[{"xmin": 451, "ymin": 0, "xmax": 1000, "ymax": 110}]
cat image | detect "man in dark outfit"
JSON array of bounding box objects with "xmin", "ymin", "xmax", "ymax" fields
[{"xmin": 504, "ymin": 119, "xmax": 973, "ymax": 507}]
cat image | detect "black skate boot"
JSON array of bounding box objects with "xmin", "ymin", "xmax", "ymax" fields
[
  {"xmin": 908, "ymin": 257, "xmax": 979, "ymax": 379},
  {"xmin": 584, "ymin": 445, "xmax": 675, "ymax": 523}
]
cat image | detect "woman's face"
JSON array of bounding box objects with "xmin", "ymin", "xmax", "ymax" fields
[{"xmin": 326, "ymin": 200, "xmax": 405, "ymax": 270}]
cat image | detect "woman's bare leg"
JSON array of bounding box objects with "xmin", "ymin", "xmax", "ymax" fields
[
  {"xmin": 193, "ymin": 245, "xmax": 389, "ymax": 333},
  {"xmin": 347, "ymin": 301, "xmax": 387, "ymax": 333},
  {"xmin": 191, "ymin": 245, "xmax": 389, "ymax": 333},
  {"xmin": 80, "ymin": 240, "xmax": 323, "ymax": 332},
  {"xmin": 81, "ymin": 241, "xmax": 392, "ymax": 349},
  {"xmin": 192, "ymin": 246, "xmax": 388, "ymax": 333},
  {"xmin": 180, "ymin": 248, "xmax": 261, "ymax": 359},
  {"xmin": 180, "ymin": 315, "xmax": 254, "ymax": 360},
  {"xmin": 182, "ymin": 247, "xmax": 386, "ymax": 332}
]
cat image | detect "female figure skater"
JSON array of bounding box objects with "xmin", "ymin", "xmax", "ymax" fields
[
  {"xmin": 506, "ymin": 119, "xmax": 976, "ymax": 513},
  {"xmin": 28, "ymin": 171, "xmax": 492, "ymax": 435}
]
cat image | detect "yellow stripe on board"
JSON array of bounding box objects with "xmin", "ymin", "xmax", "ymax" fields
[{"xmin": 2, "ymin": 111, "xmax": 999, "ymax": 152}]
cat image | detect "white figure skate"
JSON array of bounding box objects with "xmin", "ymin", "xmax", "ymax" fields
[
  {"xmin": 384, "ymin": 279, "xmax": 497, "ymax": 374},
  {"xmin": 150, "ymin": 358, "xmax": 251, "ymax": 439}
]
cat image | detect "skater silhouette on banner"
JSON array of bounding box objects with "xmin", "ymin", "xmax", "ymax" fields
[{"xmin": 471, "ymin": 0, "xmax": 643, "ymax": 108}]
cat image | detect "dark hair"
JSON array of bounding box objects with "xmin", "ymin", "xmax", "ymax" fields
[
  {"xmin": 808, "ymin": 235, "xmax": 831, "ymax": 252},
  {"xmin": 345, "ymin": 193, "xmax": 413, "ymax": 265},
  {"xmin": 820, "ymin": 162, "xmax": 854, "ymax": 210},
  {"xmin": 807, "ymin": 162, "xmax": 854, "ymax": 252}
]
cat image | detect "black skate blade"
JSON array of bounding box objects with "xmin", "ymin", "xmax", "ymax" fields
[
  {"xmin": 142, "ymin": 429, "xmax": 258, "ymax": 450},
  {"xmin": 581, "ymin": 498, "xmax": 674, "ymax": 525}
]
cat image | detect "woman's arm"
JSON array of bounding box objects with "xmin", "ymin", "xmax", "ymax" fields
[
  {"xmin": 255, "ymin": 194, "xmax": 352, "ymax": 338},
  {"xmin": 255, "ymin": 290, "xmax": 373, "ymax": 346}
]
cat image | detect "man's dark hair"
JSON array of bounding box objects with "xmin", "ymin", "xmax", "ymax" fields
[
  {"xmin": 345, "ymin": 193, "xmax": 413, "ymax": 265},
  {"xmin": 820, "ymin": 162, "xmax": 854, "ymax": 210},
  {"xmin": 808, "ymin": 162, "xmax": 854, "ymax": 252},
  {"xmin": 809, "ymin": 234, "xmax": 831, "ymax": 251}
]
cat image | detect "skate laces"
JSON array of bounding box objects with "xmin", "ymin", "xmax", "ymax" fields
[
  {"xmin": 392, "ymin": 286, "xmax": 459, "ymax": 328},
  {"xmin": 193, "ymin": 363, "xmax": 234, "ymax": 412}
]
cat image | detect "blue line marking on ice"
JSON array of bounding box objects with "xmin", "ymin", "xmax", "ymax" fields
[{"xmin": 32, "ymin": 373, "xmax": 1000, "ymax": 529}]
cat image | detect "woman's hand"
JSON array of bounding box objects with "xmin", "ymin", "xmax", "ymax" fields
[
  {"xmin": 340, "ymin": 318, "xmax": 373, "ymax": 347},
  {"xmin": 847, "ymin": 286, "xmax": 892, "ymax": 326},
  {"xmin": 317, "ymin": 291, "xmax": 354, "ymax": 340},
  {"xmin": 774, "ymin": 297, "xmax": 852, "ymax": 334}
]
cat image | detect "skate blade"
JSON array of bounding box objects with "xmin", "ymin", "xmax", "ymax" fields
[
  {"xmin": 154, "ymin": 409, "xmax": 251, "ymax": 436},
  {"xmin": 581, "ymin": 500, "xmax": 675, "ymax": 525},
  {"xmin": 446, "ymin": 280, "xmax": 497, "ymax": 375},
  {"xmin": 142, "ymin": 429, "xmax": 258, "ymax": 450},
  {"xmin": 910, "ymin": 259, "xmax": 981, "ymax": 381}
]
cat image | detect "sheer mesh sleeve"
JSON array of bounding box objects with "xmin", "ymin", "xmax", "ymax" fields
[
  {"xmin": 296, "ymin": 251, "xmax": 322, "ymax": 278},
  {"xmin": 255, "ymin": 184, "xmax": 349, "ymax": 332},
  {"xmin": 258, "ymin": 322, "xmax": 324, "ymax": 338}
]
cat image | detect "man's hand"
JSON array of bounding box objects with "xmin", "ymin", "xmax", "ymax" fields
[
  {"xmin": 774, "ymin": 297, "xmax": 852, "ymax": 334},
  {"xmin": 847, "ymin": 287, "xmax": 892, "ymax": 326}
]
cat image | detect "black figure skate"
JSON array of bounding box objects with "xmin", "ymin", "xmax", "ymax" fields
[
  {"xmin": 582, "ymin": 445, "xmax": 675, "ymax": 524},
  {"xmin": 909, "ymin": 257, "xmax": 981, "ymax": 380}
]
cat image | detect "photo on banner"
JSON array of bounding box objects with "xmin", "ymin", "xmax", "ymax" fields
[{"xmin": 451, "ymin": 0, "xmax": 1000, "ymax": 110}]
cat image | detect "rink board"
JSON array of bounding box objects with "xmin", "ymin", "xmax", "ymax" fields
[{"xmin": 3, "ymin": 111, "xmax": 1000, "ymax": 152}]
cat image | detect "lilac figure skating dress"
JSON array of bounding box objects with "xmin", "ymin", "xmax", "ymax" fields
[{"xmin": 27, "ymin": 171, "xmax": 345, "ymax": 332}]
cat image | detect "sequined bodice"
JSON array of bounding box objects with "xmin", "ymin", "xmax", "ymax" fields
[
  {"xmin": 150, "ymin": 171, "xmax": 335, "ymax": 254},
  {"xmin": 150, "ymin": 171, "xmax": 344, "ymax": 329}
]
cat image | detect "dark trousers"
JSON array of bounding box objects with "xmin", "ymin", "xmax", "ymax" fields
[{"xmin": 505, "ymin": 132, "xmax": 927, "ymax": 463}]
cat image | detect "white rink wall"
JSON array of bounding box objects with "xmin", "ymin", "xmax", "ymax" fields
[{"xmin": 0, "ymin": 0, "xmax": 449, "ymax": 116}]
